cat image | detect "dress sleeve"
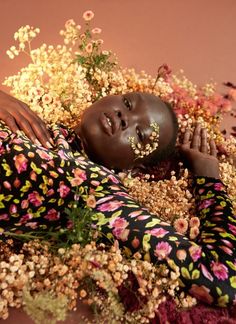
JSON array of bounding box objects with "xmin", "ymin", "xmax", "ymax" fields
[{"xmin": 94, "ymin": 175, "xmax": 236, "ymax": 306}]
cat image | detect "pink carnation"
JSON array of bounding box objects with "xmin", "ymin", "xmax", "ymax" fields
[
  {"xmin": 28, "ymin": 191, "xmax": 44, "ymax": 207},
  {"xmin": 211, "ymin": 261, "xmax": 228, "ymax": 280},
  {"xmin": 154, "ymin": 241, "xmax": 172, "ymax": 260}
]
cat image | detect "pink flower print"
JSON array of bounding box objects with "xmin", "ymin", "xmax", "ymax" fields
[
  {"xmin": 200, "ymin": 264, "xmax": 214, "ymax": 281},
  {"xmin": 214, "ymin": 183, "xmax": 224, "ymax": 191},
  {"xmin": 14, "ymin": 154, "xmax": 28, "ymax": 173},
  {"xmin": 25, "ymin": 222, "xmax": 38, "ymax": 229},
  {"xmin": 30, "ymin": 171, "xmax": 37, "ymax": 181},
  {"xmin": 107, "ymin": 174, "xmax": 119, "ymax": 184},
  {"xmin": 221, "ymin": 239, "xmax": 233, "ymax": 248},
  {"xmin": 58, "ymin": 181, "xmax": 70, "ymax": 198},
  {"xmin": 0, "ymin": 130, "xmax": 9, "ymax": 139},
  {"xmin": 3, "ymin": 181, "xmax": 11, "ymax": 190},
  {"xmin": 36, "ymin": 149, "xmax": 52, "ymax": 160},
  {"xmin": 128, "ymin": 210, "xmax": 143, "ymax": 218},
  {"xmin": 9, "ymin": 204, "xmax": 17, "ymax": 214},
  {"xmin": 137, "ymin": 215, "xmax": 150, "ymax": 221},
  {"xmin": 98, "ymin": 200, "xmax": 124, "ymax": 212},
  {"xmin": 91, "ymin": 180, "xmax": 100, "ymax": 187},
  {"xmin": 0, "ymin": 214, "xmax": 9, "ymax": 221},
  {"xmin": 21, "ymin": 200, "xmax": 29, "ymax": 209},
  {"xmin": 145, "ymin": 228, "xmax": 168, "ymax": 238},
  {"xmin": 219, "ymin": 245, "xmax": 233, "ymax": 255},
  {"xmin": 198, "ymin": 198, "xmax": 215, "ymax": 210},
  {"xmin": 211, "ymin": 261, "xmax": 228, "ymax": 280},
  {"xmin": 44, "ymin": 209, "xmax": 60, "ymax": 221},
  {"xmin": 229, "ymin": 224, "xmax": 236, "ymax": 235},
  {"xmin": 28, "ymin": 191, "xmax": 44, "ymax": 207},
  {"xmin": 19, "ymin": 214, "xmax": 33, "ymax": 224},
  {"xmin": 71, "ymin": 168, "xmax": 87, "ymax": 187},
  {"xmin": 96, "ymin": 196, "xmax": 113, "ymax": 204},
  {"xmin": 112, "ymin": 227, "xmax": 130, "ymax": 241},
  {"xmin": 110, "ymin": 217, "xmax": 129, "ymax": 229},
  {"xmin": 154, "ymin": 241, "xmax": 172, "ymax": 260},
  {"xmin": 46, "ymin": 189, "xmax": 54, "ymax": 196},
  {"xmin": 13, "ymin": 178, "xmax": 21, "ymax": 188},
  {"xmin": 189, "ymin": 245, "xmax": 202, "ymax": 262}
]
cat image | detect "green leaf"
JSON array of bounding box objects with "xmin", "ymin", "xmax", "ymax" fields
[
  {"xmin": 191, "ymin": 269, "xmax": 200, "ymax": 280},
  {"xmin": 181, "ymin": 267, "xmax": 191, "ymax": 280},
  {"xmin": 145, "ymin": 219, "xmax": 160, "ymax": 227},
  {"xmin": 216, "ymin": 287, "xmax": 222, "ymax": 296}
]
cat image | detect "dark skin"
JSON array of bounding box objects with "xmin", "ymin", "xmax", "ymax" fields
[
  {"xmin": 75, "ymin": 92, "xmax": 175, "ymax": 170},
  {"xmin": 0, "ymin": 90, "xmax": 220, "ymax": 177}
]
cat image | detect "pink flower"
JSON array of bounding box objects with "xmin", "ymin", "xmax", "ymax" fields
[
  {"xmin": 110, "ymin": 217, "xmax": 128, "ymax": 229},
  {"xmin": 25, "ymin": 222, "xmax": 38, "ymax": 229},
  {"xmin": 145, "ymin": 228, "xmax": 168, "ymax": 238},
  {"xmin": 128, "ymin": 210, "xmax": 143, "ymax": 218},
  {"xmin": 9, "ymin": 204, "xmax": 17, "ymax": 214},
  {"xmin": 189, "ymin": 226, "xmax": 200, "ymax": 240},
  {"xmin": 0, "ymin": 131, "xmax": 9, "ymax": 139},
  {"xmin": 107, "ymin": 174, "xmax": 119, "ymax": 184},
  {"xmin": 86, "ymin": 195, "xmax": 96, "ymax": 208},
  {"xmin": 189, "ymin": 245, "xmax": 202, "ymax": 262},
  {"xmin": 28, "ymin": 191, "xmax": 44, "ymax": 207},
  {"xmin": 44, "ymin": 209, "xmax": 60, "ymax": 221},
  {"xmin": 83, "ymin": 10, "xmax": 94, "ymax": 21},
  {"xmin": 19, "ymin": 214, "xmax": 33, "ymax": 224},
  {"xmin": 21, "ymin": 200, "xmax": 29, "ymax": 209},
  {"xmin": 0, "ymin": 214, "xmax": 9, "ymax": 221},
  {"xmin": 71, "ymin": 168, "xmax": 87, "ymax": 187},
  {"xmin": 154, "ymin": 241, "xmax": 172, "ymax": 260},
  {"xmin": 112, "ymin": 228, "xmax": 130, "ymax": 241},
  {"xmin": 85, "ymin": 43, "xmax": 93, "ymax": 53},
  {"xmin": 211, "ymin": 261, "xmax": 228, "ymax": 280},
  {"xmin": 200, "ymin": 264, "xmax": 214, "ymax": 281},
  {"xmin": 92, "ymin": 27, "xmax": 101, "ymax": 34},
  {"xmin": 3, "ymin": 181, "xmax": 11, "ymax": 190},
  {"xmin": 98, "ymin": 200, "xmax": 124, "ymax": 212},
  {"xmin": 58, "ymin": 181, "xmax": 70, "ymax": 198},
  {"xmin": 36, "ymin": 149, "xmax": 52, "ymax": 160},
  {"xmin": 214, "ymin": 182, "xmax": 224, "ymax": 191},
  {"xmin": 14, "ymin": 154, "xmax": 28, "ymax": 173},
  {"xmin": 198, "ymin": 198, "xmax": 215, "ymax": 210},
  {"xmin": 189, "ymin": 217, "xmax": 200, "ymax": 228},
  {"xmin": 176, "ymin": 249, "xmax": 187, "ymax": 261},
  {"xmin": 229, "ymin": 224, "xmax": 236, "ymax": 235}
]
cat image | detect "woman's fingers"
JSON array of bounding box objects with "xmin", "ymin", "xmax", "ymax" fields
[
  {"xmin": 191, "ymin": 124, "xmax": 201, "ymax": 149},
  {"xmin": 200, "ymin": 128, "xmax": 208, "ymax": 153},
  {"xmin": 210, "ymin": 139, "xmax": 217, "ymax": 157},
  {"xmin": 182, "ymin": 129, "xmax": 191, "ymax": 145}
]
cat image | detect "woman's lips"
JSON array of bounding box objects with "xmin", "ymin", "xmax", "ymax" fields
[{"xmin": 100, "ymin": 113, "xmax": 120, "ymax": 135}]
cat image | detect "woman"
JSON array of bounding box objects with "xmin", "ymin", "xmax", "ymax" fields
[{"xmin": 0, "ymin": 89, "xmax": 235, "ymax": 306}]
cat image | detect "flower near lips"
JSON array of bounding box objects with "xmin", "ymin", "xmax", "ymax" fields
[
  {"xmin": 83, "ymin": 10, "xmax": 94, "ymax": 21},
  {"xmin": 154, "ymin": 241, "xmax": 172, "ymax": 260},
  {"xmin": 211, "ymin": 261, "xmax": 228, "ymax": 280},
  {"xmin": 71, "ymin": 168, "xmax": 87, "ymax": 186},
  {"xmin": 14, "ymin": 154, "xmax": 28, "ymax": 173},
  {"xmin": 173, "ymin": 217, "xmax": 188, "ymax": 234}
]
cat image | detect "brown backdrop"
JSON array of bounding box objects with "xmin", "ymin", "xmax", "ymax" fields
[{"xmin": 0, "ymin": 0, "xmax": 235, "ymax": 93}]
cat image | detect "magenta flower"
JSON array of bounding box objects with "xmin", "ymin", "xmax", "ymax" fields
[
  {"xmin": 211, "ymin": 261, "xmax": 228, "ymax": 280},
  {"xmin": 19, "ymin": 214, "xmax": 33, "ymax": 224},
  {"xmin": 14, "ymin": 154, "xmax": 28, "ymax": 173},
  {"xmin": 28, "ymin": 191, "xmax": 44, "ymax": 207},
  {"xmin": 198, "ymin": 198, "xmax": 215, "ymax": 210},
  {"xmin": 189, "ymin": 245, "xmax": 202, "ymax": 262},
  {"xmin": 98, "ymin": 200, "xmax": 124, "ymax": 212},
  {"xmin": 107, "ymin": 174, "xmax": 119, "ymax": 184},
  {"xmin": 58, "ymin": 181, "xmax": 71, "ymax": 198},
  {"xmin": 154, "ymin": 241, "xmax": 172, "ymax": 260},
  {"xmin": 200, "ymin": 263, "xmax": 214, "ymax": 282},
  {"xmin": 44, "ymin": 209, "xmax": 60, "ymax": 221},
  {"xmin": 112, "ymin": 227, "xmax": 130, "ymax": 241},
  {"xmin": 110, "ymin": 217, "xmax": 128, "ymax": 228},
  {"xmin": 229, "ymin": 224, "xmax": 236, "ymax": 235},
  {"xmin": 145, "ymin": 228, "xmax": 168, "ymax": 238}
]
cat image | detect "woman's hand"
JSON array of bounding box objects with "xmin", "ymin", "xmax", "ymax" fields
[
  {"xmin": 180, "ymin": 124, "xmax": 219, "ymax": 179},
  {"xmin": 0, "ymin": 90, "xmax": 53, "ymax": 148}
]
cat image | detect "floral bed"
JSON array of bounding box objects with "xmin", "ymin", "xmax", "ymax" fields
[{"xmin": 1, "ymin": 10, "xmax": 236, "ymax": 324}]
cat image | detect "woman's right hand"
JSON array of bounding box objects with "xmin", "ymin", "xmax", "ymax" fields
[
  {"xmin": 0, "ymin": 90, "xmax": 53, "ymax": 148},
  {"xmin": 180, "ymin": 124, "xmax": 220, "ymax": 179}
]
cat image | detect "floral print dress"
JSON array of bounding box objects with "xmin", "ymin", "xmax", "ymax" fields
[{"xmin": 0, "ymin": 122, "xmax": 235, "ymax": 306}]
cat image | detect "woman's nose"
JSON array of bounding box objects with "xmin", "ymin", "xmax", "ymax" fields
[{"xmin": 116, "ymin": 111, "xmax": 128, "ymax": 130}]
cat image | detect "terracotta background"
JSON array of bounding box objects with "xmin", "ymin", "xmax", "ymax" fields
[
  {"xmin": 0, "ymin": 0, "xmax": 236, "ymax": 323},
  {"xmin": 0, "ymin": 0, "xmax": 236, "ymax": 93}
]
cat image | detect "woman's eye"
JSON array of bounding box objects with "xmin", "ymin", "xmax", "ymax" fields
[
  {"xmin": 123, "ymin": 97, "xmax": 132, "ymax": 110},
  {"xmin": 136, "ymin": 127, "xmax": 144, "ymax": 142}
]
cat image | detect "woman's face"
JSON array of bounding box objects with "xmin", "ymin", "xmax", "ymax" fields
[{"xmin": 76, "ymin": 92, "xmax": 175, "ymax": 170}]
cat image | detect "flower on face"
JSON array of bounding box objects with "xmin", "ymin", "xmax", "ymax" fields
[
  {"xmin": 85, "ymin": 43, "xmax": 93, "ymax": 54},
  {"xmin": 145, "ymin": 227, "xmax": 168, "ymax": 238},
  {"xmin": 174, "ymin": 218, "xmax": 188, "ymax": 234},
  {"xmin": 92, "ymin": 27, "xmax": 101, "ymax": 34},
  {"xmin": 211, "ymin": 261, "xmax": 228, "ymax": 280},
  {"xmin": 154, "ymin": 241, "xmax": 172, "ymax": 260},
  {"xmin": 98, "ymin": 200, "xmax": 124, "ymax": 212},
  {"xmin": 86, "ymin": 194, "xmax": 96, "ymax": 208},
  {"xmin": 28, "ymin": 191, "xmax": 44, "ymax": 207},
  {"xmin": 83, "ymin": 10, "xmax": 94, "ymax": 21},
  {"xmin": 71, "ymin": 168, "xmax": 87, "ymax": 186},
  {"xmin": 14, "ymin": 154, "xmax": 28, "ymax": 173}
]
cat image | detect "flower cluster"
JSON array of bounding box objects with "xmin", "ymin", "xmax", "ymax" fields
[{"xmin": 2, "ymin": 9, "xmax": 236, "ymax": 324}]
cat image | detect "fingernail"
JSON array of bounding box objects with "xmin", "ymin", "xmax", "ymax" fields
[
  {"xmin": 35, "ymin": 139, "xmax": 41, "ymax": 146},
  {"xmin": 46, "ymin": 141, "xmax": 53, "ymax": 149}
]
